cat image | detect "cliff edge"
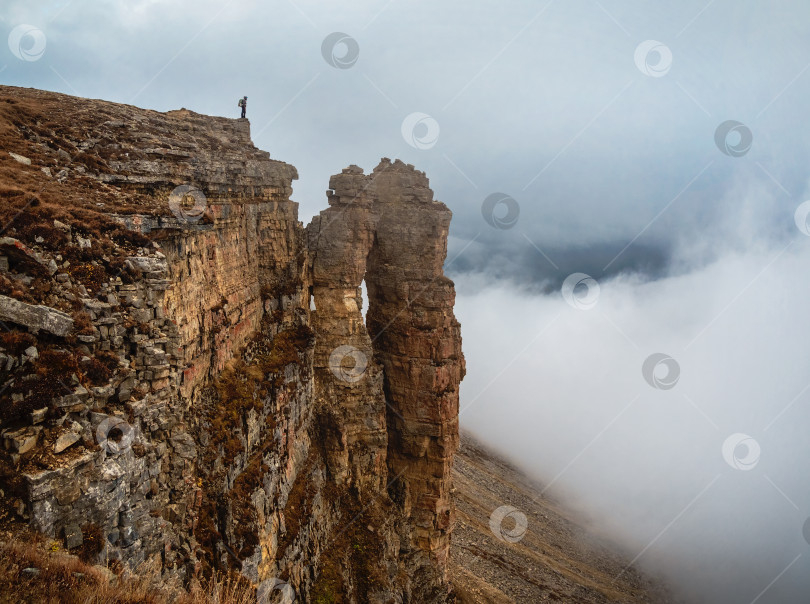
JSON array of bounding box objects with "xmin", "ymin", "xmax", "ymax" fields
[
  {"xmin": 0, "ymin": 85, "xmax": 462, "ymax": 602},
  {"xmin": 0, "ymin": 86, "xmax": 660, "ymax": 603}
]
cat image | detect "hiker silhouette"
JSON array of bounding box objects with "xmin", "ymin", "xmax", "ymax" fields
[{"xmin": 238, "ymin": 96, "xmax": 247, "ymax": 119}]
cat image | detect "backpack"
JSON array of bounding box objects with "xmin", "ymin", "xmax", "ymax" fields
[{"xmin": 238, "ymin": 99, "xmax": 244, "ymax": 107}]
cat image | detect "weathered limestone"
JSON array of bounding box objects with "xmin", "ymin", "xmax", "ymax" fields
[
  {"xmin": 0, "ymin": 237, "xmax": 55, "ymax": 276},
  {"xmin": 2, "ymin": 426, "xmax": 41, "ymax": 454},
  {"xmin": 0, "ymin": 295, "xmax": 74, "ymax": 336}
]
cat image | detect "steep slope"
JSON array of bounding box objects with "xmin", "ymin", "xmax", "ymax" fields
[{"xmin": 449, "ymin": 433, "xmax": 666, "ymax": 603}]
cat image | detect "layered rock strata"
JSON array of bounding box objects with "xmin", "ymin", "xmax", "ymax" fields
[
  {"xmin": 308, "ymin": 160, "xmax": 465, "ymax": 594},
  {"xmin": 0, "ymin": 86, "xmax": 463, "ymax": 603}
]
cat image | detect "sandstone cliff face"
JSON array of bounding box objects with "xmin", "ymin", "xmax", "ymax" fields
[{"xmin": 0, "ymin": 86, "xmax": 462, "ymax": 603}]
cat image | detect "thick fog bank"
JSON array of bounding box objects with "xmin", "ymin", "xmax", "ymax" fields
[{"xmin": 456, "ymin": 235, "xmax": 810, "ymax": 603}]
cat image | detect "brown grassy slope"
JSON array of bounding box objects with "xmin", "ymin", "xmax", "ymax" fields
[
  {"xmin": 0, "ymin": 88, "xmax": 157, "ymax": 279},
  {"xmin": 449, "ymin": 432, "xmax": 674, "ymax": 603},
  {"xmin": 0, "ymin": 84, "xmax": 251, "ymax": 246},
  {"xmin": 0, "ymin": 86, "xmax": 152, "ymax": 218},
  {"xmin": 0, "ymin": 533, "xmax": 261, "ymax": 604}
]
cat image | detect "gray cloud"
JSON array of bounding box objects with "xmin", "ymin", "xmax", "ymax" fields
[
  {"xmin": 4, "ymin": 0, "xmax": 809, "ymax": 263},
  {"xmin": 448, "ymin": 238, "xmax": 672, "ymax": 294},
  {"xmin": 457, "ymin": 228, "xmax": 810, "ymax": 602}
]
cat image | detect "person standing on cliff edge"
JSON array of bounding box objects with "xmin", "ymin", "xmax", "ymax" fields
[{"xmin": 238, "ymin": 96, "xmax": 247, "ymax": 119}]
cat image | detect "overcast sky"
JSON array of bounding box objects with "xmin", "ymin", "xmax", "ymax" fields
[
  {"xmin": 4, "ymin": 1, "xmax": 810, "ymax": 602},
  {"xmin": 4, "ymin": 0, "xmax": 809, "ymax": 287}
]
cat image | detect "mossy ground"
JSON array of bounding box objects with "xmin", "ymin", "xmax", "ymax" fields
[
  {"xmin": 309, "ymin": 487, "xmax": 390, "ymax": 603},
  {"xmin": 194, "ymin": 321, "xmax": 314, "ymax": 575}
]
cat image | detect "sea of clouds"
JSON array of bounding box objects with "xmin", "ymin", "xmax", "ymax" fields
[{"xmin": 454, "ymin": 192, "xmax": 810, "ymax": 603}]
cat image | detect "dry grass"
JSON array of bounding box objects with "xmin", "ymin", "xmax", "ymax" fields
[
  {"xmin": 0, "ymin": 538, "xmax": 260, "ymax": 604},
  {"xmin": 0, "ymin": 88, "xmax": 155, "ymax": 311},
  {"xmin": 0, "ymin": 89, "xmax": 169, "ymax": 221}
]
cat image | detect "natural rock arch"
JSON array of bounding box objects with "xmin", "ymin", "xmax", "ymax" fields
[{"xmin": 307, "ymin": 158, "xmax": 465, "ymax": 589}]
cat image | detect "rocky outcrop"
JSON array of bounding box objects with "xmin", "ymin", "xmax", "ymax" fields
[
  {"xmin": 308, "ymin": 160, "xmax": 464, "ymax": 597},
  {"xmin": 0, "ymin": 86, "xmax": 463, "ymax": 603}
]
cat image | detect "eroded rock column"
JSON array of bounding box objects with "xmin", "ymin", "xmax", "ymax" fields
[
  {"xmin": 307, "ymin": 165, "xmax": 389, "ymax": 494},
  {"xmin": 307, "ymin": 159, "xmax": 465, "ymax": 590}
]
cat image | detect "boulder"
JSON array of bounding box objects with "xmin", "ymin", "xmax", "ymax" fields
[
  {"xmin": 169, "ymin": 431, "xmax": 196, "ymax": 460},
  {"xmin": 8, "ymin": 152, "xmax": 31, "ymax": 165},
  {"xmin": 54, "ymin": 431, "xmax": 80, "ymax": 454},
  {"xmin": 0, "ymin": 238, "xmax": 51, "ymax": 276},
  {"xmin": 0, "ymin": 295, "xmax": 74, "ymax": 337},
  {"xmin": 64, "ymin": 523, "xmax": 83, "ymax": 550},
  {"xmin": 2, "ymin": 426, "xmax": 41, "ymax": 454},
  {"xmin": 31, "ymin": 407, "xmax": 48, "ymax": 425}
]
